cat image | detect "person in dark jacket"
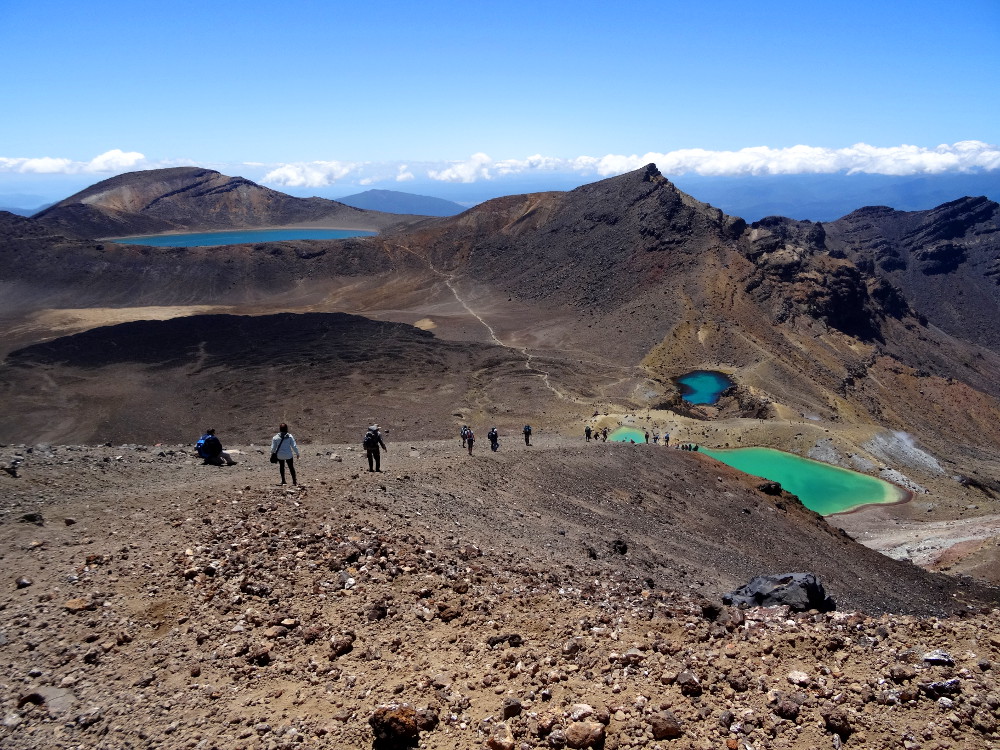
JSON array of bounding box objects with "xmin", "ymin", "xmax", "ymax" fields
[
  {"xmin": 198, "ymin": 428, "xmax": 236, "ymax": 466},
  {"xmin": 488, "ymin": 427, "xmax": 499, "ymax": 452},
  {"xmin": 523, "ymin": 424, "xmax": 532, "ymax": 446},
  {"xmin": 364, "ymin": 424, "xmax": 387, "ymax": 472}
]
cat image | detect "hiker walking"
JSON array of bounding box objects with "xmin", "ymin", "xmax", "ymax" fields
[
  {"xmin": 585, "ymin": 425, "xmax": 592, "ymax": 442},
  {"xmin": 652, "ymin": 430, "xmax": 660, "ymax": 444},
  {"xmin": 523, "ymin": 424, "xmax": 532, "ymax": 446},
  {"xmin": 487, "ymin": 427, "xmax": 499, "ymax": 452},
  {"xmin": 196, "ymin": 428, "xmax": 236, "ymax": 466},
  {"xmin": 466, "ymin": 427, "xmax": 476, "ymax": 455},
  {"xmin": 270, "ymin": 423, "xmax": 300, "ymax": 485},
  {"xmin": 601, "ymin": 427, "xmax": 608, "ymax": 442},
  {"xmin": 363, "ymin": 424, "xmax": 387, "ymax": 472},
  {"xmin": 460, "ymin": 426, "xmax": 470, "ymax": 448},
  {"xmin": 644, "ymin": 430, "xmax": 650, "ymax": 444}
]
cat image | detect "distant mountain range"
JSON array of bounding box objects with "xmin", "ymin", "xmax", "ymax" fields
[
  {"xmin": 670, "ymin": 172, "xmax": 1000, "ymax": 222},
  {"xmin": 334, "ymin": 188, "xmax": 465, "ymax": 217}
]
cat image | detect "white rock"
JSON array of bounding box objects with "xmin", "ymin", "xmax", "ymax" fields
[{"xmin": 787, "ymin": 670, "xmax": 810, "ymax": 686}]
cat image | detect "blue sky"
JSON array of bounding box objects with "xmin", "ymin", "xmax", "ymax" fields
[{"xmin": 1, "ymin": 0, "xmax": 998, "ymax": 203}]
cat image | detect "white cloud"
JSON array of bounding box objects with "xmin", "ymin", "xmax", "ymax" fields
[
  {"xmin": 2, "ymin": 142, "xmax": 997, "ymax": 189},
  {"xmin": 261, "ymin": 161, "xmax": 361, "ymax": 188},
  {"xmin": 417, "ymin": 142, "xmax": 1000, "ymax": 182},
  {"xmin": 19, "ymin": 156, "xmax": 75, "ymax": 173},
  {"xmin": 427, "ymin": 153, "xmax": 494, "ymax": 183},
  {"xmin": 87, "ymin": 149, "xmax": 145, "ymax": 172},
  {"xmin": 574, "ymin": 141, "xmax": 1000, "ymax": 178},
  {"xmin": 0, "ymin": 150, "xmax": 148, "ymax": 175},
  {"xmin": 494, "ymin": 154, "xmax": 564, "ymax": 175}
]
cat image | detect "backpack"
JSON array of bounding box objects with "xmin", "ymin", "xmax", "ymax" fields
[
  {"xmin": 523, "ymin": 425, "xmax": 532, "ymax": 434},
  {"xmin": 362, "ymin": 430, "xmax": 378, "ymax": 449},
  {"xmin": 195, "ymin": 434, "xmax": 211, "ymax": 459}
]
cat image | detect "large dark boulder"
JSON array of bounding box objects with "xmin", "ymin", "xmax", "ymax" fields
[{"xmin": 723, "ymin": 572, "xmax": 836, "ymax": 612}]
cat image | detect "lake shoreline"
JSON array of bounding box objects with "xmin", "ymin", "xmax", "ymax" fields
[
  {"xmin": 101, "ymin": 224, "xmax": 380, "ymax": 243},
  {"xmin": 702, "ymin": 445, "xmax": 910, "ymax": 516}
]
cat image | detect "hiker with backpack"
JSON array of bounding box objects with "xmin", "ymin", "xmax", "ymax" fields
[
  {"xmin": 363, "ymin": 424, "xmax": 387, "ymax": 472},
  {"xmin": 585, "ymin": 425, "xmax": 592, "ymax": 442},
  {"xmin": 523, "ymin": 424, "xmax": 532, "ymax": 446},
  {"xmin": 487, "ymin": 427, "xmax": 499, "ymax": 452},
  {"xmin": 460, "ymin": 426, "xmax": 470, "ymax": 448},
  {"xmin": 270, "ymin": 423, "xmax": 300, "ymax": 485},
  {"xmin": 465, "ymin": 427, "xmax": 475, "ymax": 455},
  {"xmin": 196, "ymin": 428, "xmax": 236, "ymax": 466}
]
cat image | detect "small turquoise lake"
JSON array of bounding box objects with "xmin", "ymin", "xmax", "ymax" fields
[
  {"xmin": 701, "ymin": 447, "xmax": 905, "ymax": 515},
  {"xmin": 676, "ymin": 370, "xmax": 734, "ymax": 405},
  {"xmin": 608, "ymin": 427, "xmax": 647, "ymax": 443},
  {"xmin": 111, "ymin": 228, "xmax": 376, "ymax": 247}
]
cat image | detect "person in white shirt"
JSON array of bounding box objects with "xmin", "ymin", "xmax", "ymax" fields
[{"xmin": 270, "ymin": 423, "xmax": 300, "ymax": 485}]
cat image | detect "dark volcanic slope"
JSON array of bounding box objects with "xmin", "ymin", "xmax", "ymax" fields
[
  {"xmin": 0, "ymin": 312, "xmax": 542, "ymax": 445},
  {"xmin": 824, "ymin": 196, "xmax": 1000, "ymax": 349},
  {"xmin": 32, "ymin": 167, "xmax": 421, "ymax": 238},
  {"xmin": 384, "ymin": 164, "xmax": 746, "ymax": 309}
]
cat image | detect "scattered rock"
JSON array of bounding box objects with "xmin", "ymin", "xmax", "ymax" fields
[
  {"xmin": 723, "ymin": 572, "xmax": 836, "ymax": 611},
  {"xmin": 564, "ymin": 720, "xmax": 605, "ymax": 748},
  {"xmin": 370, "ymin": 703, "xmax": 422, "ymax": 746},
  {"xmin": 486, "ymin": 722, "xmax": 515, "ymax": 750},
  {"xmin": 923, "ymin": 649, "xmax": 955, "ymax": 666},
  {"xmin": 649, "ymin": 710, "xmax": 684, "ymax": 740}
]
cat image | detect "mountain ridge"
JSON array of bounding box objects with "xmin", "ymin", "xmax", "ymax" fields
[{"xmin": 32, "ymin": 167, "xmax": 425, "ymax": 238}]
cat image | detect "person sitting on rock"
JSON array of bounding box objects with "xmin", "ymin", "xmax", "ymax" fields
[{"xmin": 196, "ymin": 428, "xmax": 236, "ymax": 466}]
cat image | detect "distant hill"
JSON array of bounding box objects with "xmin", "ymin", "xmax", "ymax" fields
[
  {"xmin": 335, "ymin": 188, "xmax": 466, "ymax": 217},
  {"xmin": 31, "ymin": 167, "xmax": 426, "ymax": 239},
  {"xmin": 671, "ymin": 172, "xmax": 1000, "ymax": 222}
]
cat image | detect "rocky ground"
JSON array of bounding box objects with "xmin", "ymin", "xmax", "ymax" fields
[{"xmin": 3, "ymin": 437, "xmax": 1000, "ymax": 750}]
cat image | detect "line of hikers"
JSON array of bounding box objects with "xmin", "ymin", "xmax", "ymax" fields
[
  {"xmin": 197, "ymin": 421, "xmax": 695, "ymax": 484},
  {"xmin": 583, "ymin": 425, "xmax": 671, "ymax": 445},
  {"xmin": 459, "ymin": 424, "xmax": 532, "ymax": 454}
]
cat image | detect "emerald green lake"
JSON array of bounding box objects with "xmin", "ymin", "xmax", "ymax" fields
[
  {"xmin": 608, "ymin": 427, "xmax": 647, "ymax": 443},
  {"xmin": 700, "ymin": 447, "xmax": 905, "ymax": 515},
  {"xmin": 111, "ymin": 228, "xmax": 376, "ymax": 247}
]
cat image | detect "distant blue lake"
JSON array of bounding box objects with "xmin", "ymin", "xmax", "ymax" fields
[
  {"xmin": 111, "ymin": 228, "xmax": 376, "ymax": 247},
  {"xmin": 676, "ymin": 370, "xmax": 734, "ymax": 405}
]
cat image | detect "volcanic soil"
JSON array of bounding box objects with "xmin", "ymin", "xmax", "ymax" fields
[{"xmin": 2, "ymin": 437, "xmax": 1000, "ymax": 750}]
